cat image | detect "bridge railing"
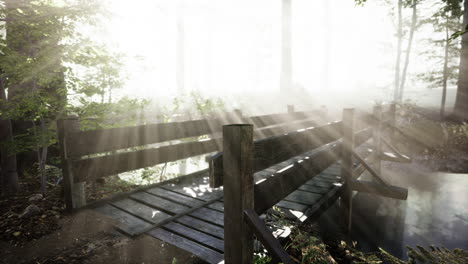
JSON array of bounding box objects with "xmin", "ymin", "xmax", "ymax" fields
[
  {"xmin": 57, "ymin": 106, "xmax": 326, "ymax": 211},
  {"xmin": 221, "ymin": 104, "xmax": 408, "ymax": 264}
]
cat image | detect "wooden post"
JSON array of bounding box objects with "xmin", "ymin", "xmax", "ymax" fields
[
  {"xmin": 373, "ymin": 105, "xmax": 383, "ymax": 175},
  {"xmin": 57, "ymin": 116, "xmax": 86, "ymax": 211},
  {"xmin": 389, "ymin": 103, "xmax": 397, "ymax": 146},
  {"xmin": 223, "ymin": 124, "xmax": 254, "ymax": 264},
  {"xmin": 340, "ymin": 108, "xmax": 354, "ymax": 232},
  {"xmin": 287, "ymin": 104, "xmax": 295, "ymax": 114}
]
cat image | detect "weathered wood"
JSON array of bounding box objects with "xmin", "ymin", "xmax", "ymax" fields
[
  {"xmin": 209, "ymin": 152, "xmax": 223, "ymax": 188},
  {"xmin": 340, "ymin": 108, "xmax": 354, "ymax": 232},
  {"xmin": 57, "ymin": 116, "xmax": 86, "ymax": 211},
  {"xmin": 190, "ymin": 207, "xmax": 225, "ymax": 226},
  {"xmin": 163, "ymin": 222, "xmax": 224, "ymax": 252},
  {"xmin": 70, "ymin": 118, "xmax": 224, "ymax": 157},
  {"xmin": 380, "ymin": 151, "xmax": 411, "ymax": 163},
  {"xmin": 176, "ymin": 215, "xmax": 225, "ymax": 239},
  {"xmin": 223, "ymin": 124, "xmax": 254, "ymax": 264},
  {"xmin": 74, "ymin": 138, "xmax": 221, "ymax": 182},
  {"xmin": 352, "ymin": 151, "xmax": 389, "ymax": 186},
  {"xmin": 243, "ymin": 208, "xmax": 295, "ymax": 264},
  {"xmin": 254, "ymin": 143, "xmax": 341, "ymax": 215},
  {"xmin": 130, "ymin": 192, "xmax": 190, "ymax": 215},
  {"xmin": 304, "ymin": 185, "xmax": 343, "ymax": 222},
  {"xmin": 111, "ymin": 198, "xmax": 171, "ymax": 224},
  {"xmin": 389, "ymin": 103, "xmax": 397, "ymax": 145},
  {"xmin": 276, "ymin": 200, "xmax": 309, "ymax": 211},
  {"xmin": 210, "ymin": 122, "xmax": 343, "ymax": 188},
  {"xmin": 95, "ymin": 204, "xmax": 153, "ymax": 236},
  {"xmin": 247, "ymin": 111, "xmax": 318, "ymax": 128},
  {"xmin": 350, "ymin": 180, "xmax": 408, "ymax": 200},
  {"xmin": 373, "ymin": 105, "xmax": 383, "ymax": 175},
  {"xmin": 253, "ymin": 118, "xmax": 318, "ymax": 139},
  {"xmin": 284, "ymin": 190, "xmax": 323, "ymax": 205},
  {"xmin": 148, "ymin": 228, "xmax": 224, "ymax": 264},
  {"xmin": 146, "ymin": 188, "xmax": 205, "ymax": 208}
]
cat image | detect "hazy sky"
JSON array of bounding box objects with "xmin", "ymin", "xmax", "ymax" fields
[{"xmin": 90, "ymin": 0, "xmax": 455, "ymax": 107}]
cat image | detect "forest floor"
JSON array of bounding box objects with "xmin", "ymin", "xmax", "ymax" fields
[{"xmin": 1, "ymin": 107, "xmax": 467, "ymax": 264}]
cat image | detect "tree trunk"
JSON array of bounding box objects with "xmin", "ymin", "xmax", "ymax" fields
[
  {"xmin": 399, "ymin": 0, "xmax": 417, "ymax": 101},
  {"xmin": 441, "ymin": 18, "xmax": 450, "ymax": 121},
  {"xmin": 177, "ymin": 0, "xmax": 185, "ymax": 94},
  {"xmin": 394, "ymin": 0, "xmax": 403, "ymax": 102},
  {"xmin": 280, "ymin": 0, "xmax": 293, "ymax": 92},
  {"xmin": 454, "ymin": 0, "xmax": 468, "ymax": 120},
  {"xmin": 0, "ymin": 78, "xmax": 19, "ymax": 195}
]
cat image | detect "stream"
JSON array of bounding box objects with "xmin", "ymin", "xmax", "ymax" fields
[{"xmin": 317, "ymin": 167, "xmax": 468, "ymax": 260}]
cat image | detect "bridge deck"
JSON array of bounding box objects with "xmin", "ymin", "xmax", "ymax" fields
[{"xmin": 92, "ymin": 147, "xmax": 349, "ymax": 263}]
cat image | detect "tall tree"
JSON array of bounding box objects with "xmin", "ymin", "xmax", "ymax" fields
[
  {"xmin": 398, "ymin": 0, "xmax": 419, "ymax": 101},
  {"xmin": 454, "ymin": 0, "xmax": 468, "ymax": 119},
  {"xmin": 280, "ymin": 0, "xmax": 293, "ymax": 92},
  {"xmin": 394, "ymin": 0, "xmax": 404, "ymax": 101}
]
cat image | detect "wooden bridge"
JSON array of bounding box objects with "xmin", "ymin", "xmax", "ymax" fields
[{"xmin": 57, "ymin": 104, "xmax": 410, "ymax": 264}]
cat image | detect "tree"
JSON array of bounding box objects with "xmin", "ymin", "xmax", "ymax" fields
[
  {"xmin": 398, "ymin": 0, "xmax": 419, "ymax": 101},
  {"xmin": 280, "ymin": 0, "xmax": 293, "ymax": 92},
  {"xmin": 0, "ymin": 0, "xmax": 124, "ymax": 195},
  {"xmin": 453, "ymin": 0, "xmax": 468, "ymax": 119},
  {"xmin": 417, "ymin": 0, "xmax": 462, "ymax": 120}
]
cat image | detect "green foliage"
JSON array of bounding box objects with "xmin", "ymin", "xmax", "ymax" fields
[
  {"xmin": 286, "ymin": 229, "xmax": 333, "ymax": 264},
  {"xmin": 253, "ymin": 253, "xmax": 272, "ymax": 264}
]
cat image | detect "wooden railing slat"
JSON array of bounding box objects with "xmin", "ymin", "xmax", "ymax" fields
[{"xmin": 73, "ymin": 138, "xmax": 222, "ymax": 182}]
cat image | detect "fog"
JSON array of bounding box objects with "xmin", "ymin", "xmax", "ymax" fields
[{"xmin": 87, "ymin": 0, "xmax": 458, "ymax": 113}]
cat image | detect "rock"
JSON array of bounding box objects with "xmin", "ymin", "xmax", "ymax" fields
[
  {"xmin": 19, "ymin": 204, "xmax": 41, "ymax": 219},
  {"xmin": 28, "ymin": 194, "xmax": 43, "ymax": 202}
]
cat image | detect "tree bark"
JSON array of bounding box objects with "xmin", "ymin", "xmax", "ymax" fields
[
  {"xmin": 394, "ymin": 0, "xmax": 403, "ymax": 102},
  {"xmin": 0, "ymin": 78, "xmax": 19, "ymax": 195},
  {"xmin": 280, "ymin": 0, "xmax": 293, "ymax": 92},
  {"xmin": 454, "ymin": 0, "xmax": 468, "ymax": 120},
  {"xmin": 441, "ymin": 17, "xmax": 450, "ymax": 120},
  {"xmin": 399, "ymin": 0, "xmax": 417, "ymax": 101}
]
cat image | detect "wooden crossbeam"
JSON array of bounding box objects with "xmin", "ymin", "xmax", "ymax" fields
[
  {"xmin": 351, "ymin": 151, "xmax": 389, "ymax": 186},
  {"xmin": 350, "ymin": 180, "xmax": 408, "ymax": 200},
  {"xmin": 380, "ymin": 137, "xmax": 412, "ymax": 163},
  {"xmin": 243, "ymin": 208, "xmax": 295, "ymax": 264}
]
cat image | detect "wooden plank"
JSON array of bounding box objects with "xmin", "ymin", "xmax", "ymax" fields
[
  {"xmin": 254, "ymin": 143, "xmax": 341, "ymax": 215},
  {"xmin": 304, "ymin": 185, "xmax": 343, "ymax": 221},
  {"xmin": 304, "ymin": 180, "xmax": 334, "ymax": 188},
  {"xmin": 95, "ymin": 204, "xmax": 153, "ymax": 236},
  {"xmin": 380, "ymin": 151, "xmax": 412, "ymax": 163},
  {"xmin": 163, "ymin": 222, "xmax": 224, "ymax": 252},
  {"xmin": 351, "ymin": 180, "xmax": 408, "ymax": 200},
  {"xmin": 253, "ymin": 118, "xmax": 318, "ymax": 139},
  {"xmin": 246, "ymin": 111, "xmax": 319, "ymax": 129},
  {"xmin": 284, "ymin": 190, "xmax": 323, "ymax": 205},
  {"xmin": 148, "ymin": 228, "xmax": 224, "ymax": 264},
  {"xmin": 130, "ymin": 192, "xmax": 190, "ymax": 215},
  {"xmin": 161, "ymin": 179, "xmax": 223, "ymax": 202},
  {"xmin": 146, "ymin": 188, "xmax": 205, "ymax": 208},
  {"xmin": 210, "ymin": 122, "xmax": 343, "ymax": 188},
  {"xmin": 275, "ymin": 200, "xmax": 309, "ymax": 212},
  {"xmin": 298, "ymin": 184, "xmax": 330, "ymax": 194},
  {"xmin": 206, "ymin": 201, "xmax": 224, "ymax": 212},
  {"xmin": 352, "ymin": 151, "xmax": 389, "ymax": 186},
  {"xmin": 243, "ymin": 208, "xmax": 295, "ymax": 264},
  {"xmin": 71, "ymin": 118, "xmax": 224, "ymax": 156},
  {"xmin": 190, "ymin": 207, "xmax": 225, "ymax": 227},
  {"xmin": 111, "ymin": 198, "xmax": 171, "ymax": 224},
  {"xmin": 74, "ymin": 138, "xmax": 221, "ymax": 182},
  {"xmin": 176, "ymin": 215, "xmax": 225, "ymax": 239},
  {"xmin": 253, "ymin": 121, "xmax": 343, "ymax": 172}
]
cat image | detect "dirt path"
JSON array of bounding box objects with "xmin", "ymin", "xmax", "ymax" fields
[{"xmin": 0, "ymin": 209, "xmax": 201, "ymax": 264}]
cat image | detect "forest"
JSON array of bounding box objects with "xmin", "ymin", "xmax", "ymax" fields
[{"xmin": 0, "ymin": 0, "xmax": 467, "ymax": 263}]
